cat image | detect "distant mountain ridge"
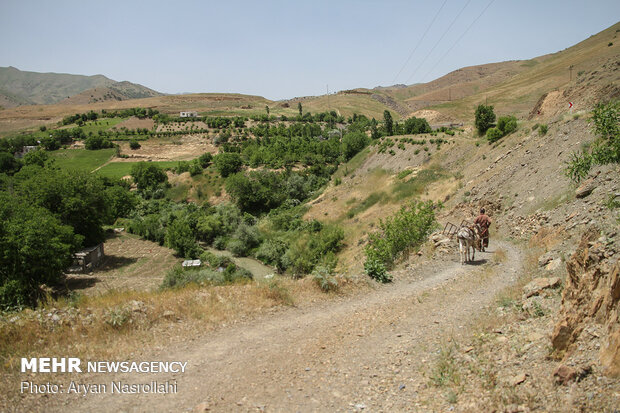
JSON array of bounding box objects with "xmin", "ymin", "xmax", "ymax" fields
[{"xmin": 0, "ymin": 66, "xmax": 163, "ymax": 107}]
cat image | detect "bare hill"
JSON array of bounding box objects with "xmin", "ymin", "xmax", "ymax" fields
[
  {"xmin": 429, "ymin": 21, "xmax": 620, "ymax": 119},
  {"xmin": 0, "ymin": 66, "xmax": 163, "ymax": 107},
  {"xmin": 60, "ymin": 81, "xmax": 163, "ymax": 105},
  {"xmin": 392, "ymin": 60, "xmax": 530, "ymax": 110}
]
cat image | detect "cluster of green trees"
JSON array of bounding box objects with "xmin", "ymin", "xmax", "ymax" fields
[
  {"xmin": 101, "ymin": 107, "xmax": 159, "ymax": 119},
  {"xmin": 0, "ymin": 109, "xmax": 381, "ymax": 309},
  {"xmin": 381, "ymin": 111, "xmax": 432, "ymax": 137},
  {"xmin": 0, "ymin": 161, "xmax": 135, "ymax": 309},
  {"xmin": 474, "ymin": 104, "xmax": 518, "ymax": 143},
  {"xmin": 62, "ymin": 108, "xmax": 159, "ymax": 125},
  {"xmin": 0, "ymin": 128, "xmax": 86, "ymax": 154},
  {"xmin": 62, "ymin": 111, "xmax": 99, "ymax": 125},
  {"xmin": 211, "ymin": 122, "xmax": 369, "ymax": 171},
  {"xmin": 249, "ymin": 110, "xmax": 345, "ymax": 125},
  {"xmin": 486, "ymin": 115, "xmax": 517, "ymax": 143},
  {"xmin": 173, "ymin": 153, "xmax": 213, "ymax": 176},
  {"xmin": 225, "ymin": 170, "xmax": 325, "ymax": 214},
  {"xmin": 125, "ymin": 196, "xmax": 344, "ymax": 278}
]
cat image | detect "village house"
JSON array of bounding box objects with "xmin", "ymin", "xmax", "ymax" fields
[
  {"xmin": 179, "ymin": 111, "xmax": 198, "ymax": 118},
  {"xmin": 68, "ymin": 243, "xmax": 104, "ymax": 273}
]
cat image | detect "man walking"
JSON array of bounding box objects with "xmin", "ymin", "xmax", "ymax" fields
[{"xmin": 474, "ymin": 208, "xmax": 492, "ymax": 251}]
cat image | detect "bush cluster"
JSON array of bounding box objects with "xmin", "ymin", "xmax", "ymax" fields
[
  {"xmin": 364, "ymin": 201, "xmax": 438, "ymax": 283},
  {"xmin": 565, "ymin": 100, "xmax": 619, "ymax": 182},
  {"xmin": 486, "ymin": 115, "xmax": 517, "ymax": 143}
]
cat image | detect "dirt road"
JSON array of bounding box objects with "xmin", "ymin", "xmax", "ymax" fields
[{"xmin": 49, "ymin": 241, "xmax": 522, "ymax": 412}]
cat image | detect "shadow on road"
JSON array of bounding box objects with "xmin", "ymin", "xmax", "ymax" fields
[{"xmin": 467, "ymin": 258, "xmax": 488, "ymax": 266}]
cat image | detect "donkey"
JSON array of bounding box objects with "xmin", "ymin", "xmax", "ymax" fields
[{"xmin": 457, "ymin": 225, "xmax": 481, "ymax": 265}]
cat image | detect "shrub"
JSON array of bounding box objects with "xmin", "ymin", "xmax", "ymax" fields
[
  {"xmin": 565, "ymin": 151, "xmax": 593, "ymax": 182},
  {"xmin": 591, "ymin": 99, "xmax": 619, "ymax": 140},
  {"xmin": 189, "ymin": 162, "xmax": 202, "ymax": 176},
  {"xmin": 364, "ymin": 257, "xmax": 390, "ymax": 283},
  {"xmin": 161, "ymin": 265, "xmax": 222, "ymax": 289},
  {"xmin": 198, "ymin": 152, "xmax": 213, "ymax": 168},
  {"xmin": 565, "ymin": 100, "xmax": 619, "ymax": 182},
  {"xmin": 312, "ymin": 265, "xmax": 338, "ymax": 292},
  {"xmin": 364, "ymin": 200, "xmax": 438, "ymax": 282},
  {"xmin": 0, "ymin": 151, "xmax": 21, "ymax": 174},
  {"xmin": 256, "ymin": 239, "xmax": 288, "ymax": 271},
  {"xmin": 486, "ymin": 127, "xmax": 503, "ymax": 143},
  {"xmin": 105, "ymin": 307, "xmax": 131, "ymax": 329},
  {"xmin": 497, "ymin": 115, "xmax": 517, "ymax": 135},
  {"xmin": 129, "ymin": 140, "xmax": 141, "ymax": 150},
  {"xmin": 538, "ymin": 124, "xmax": 548, "ymax": 136}
]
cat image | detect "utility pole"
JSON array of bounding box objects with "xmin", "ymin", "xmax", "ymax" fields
[
  {"xmin": 448, "ymin": 87, "xmax": 451, "ymax": 101},
  {"xmin": 326, "ymin": 84, "xmax": 330, "ymax": 111},
  {"xmin": 569, "ymin": 65, "xmax": 574, "ymax": 82}
]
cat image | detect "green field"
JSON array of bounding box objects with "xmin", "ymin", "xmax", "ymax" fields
[
  {"xmin": 96, "ymin": 161, "xmax": 179, "ymax": 179},
  {"xmin": 49, "ymin": 148, "xmax": 116, "ymax": 173}
]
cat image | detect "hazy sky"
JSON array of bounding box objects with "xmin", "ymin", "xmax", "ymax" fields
[{"xmin": 1, "ymin": 0, "xmax": 618, "ymax": 100}]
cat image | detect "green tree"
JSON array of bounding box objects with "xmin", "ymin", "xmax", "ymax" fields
[
  {"xmin": 130, "ymin": 162, "xmax": 168, "ymax": 191},
  {"xmin": 0, "ymin": 193, "xmax": 81, "ymax": 309},
  {"xmin": 225, "ymin": 171, "xmax": 286, "ymax": 213},
  {"xmin": 213, "ymin": 152, "xmax": 243, "ymax": 177},
  {"xmin": 105, "ymin": 185, "xmax": 138, "ymax": 219},
  {"xmin": 14, "ymin": 166, "xmax": 110, "ymax": 246},
  {"xmin": 404, "ymin": 117, "xmax": 431, "ymax": 134},
  {"xmin": 165, "ymin": 217, "xmax": 199, "ymax": 258},
  {"xmin": 475, "ymin": 104, "xmax": 496, "ymax": 135},
  {"xmin": 341, "ymin": 131, "xmax": 370, "ymax": 160},
  {"xmin": 298, "ymin": 102, "xmax": 303, "ymax": 116},
  {"xmin": 22, "ymin": 149, "xmax": 48, "ymax": 167},
  {"xmin": 129, "ymin": 140, "xmax": 141, "ymax": 150},
  {"xmin": 383, "ymin": 110, "xmax": 394, "ymax": 136},
  {"xmin": 265, "ymin": 105, "xmax": 270, "ymax": 116},
  {"xmin": 0, "ymin": 152, "xmax": 21, "ymax": 174}
]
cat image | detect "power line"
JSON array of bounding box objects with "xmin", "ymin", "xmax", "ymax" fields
[
  {"xmin": 392, "ymin": 0, "xmax": 448, "ymax": 84},
  {"xmin": 421, "ymin": 0, "xmax": 496, "ymax": 82},
  {"xmin": 405, "ymin": 0, "xmax": 472, "ymax": 85}
]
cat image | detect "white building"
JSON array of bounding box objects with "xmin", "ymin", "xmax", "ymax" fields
[{"xmin": 179, "ymin": 111, "xmax": 198, "ymax": 118}]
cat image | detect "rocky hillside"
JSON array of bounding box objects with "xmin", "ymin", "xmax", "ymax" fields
[{"xmin": 0, "ymin": 66, "xmax": 162, "ymax": 107}]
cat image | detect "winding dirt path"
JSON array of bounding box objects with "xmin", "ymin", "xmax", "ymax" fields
[{"xmin": 52, "ymin": 241, "xmax": 523, "ymax": 412}]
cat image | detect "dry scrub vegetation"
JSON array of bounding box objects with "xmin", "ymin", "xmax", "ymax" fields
[{"xmin": 0, "ymin": 274, "xmax": 362, "ymax": 405}]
